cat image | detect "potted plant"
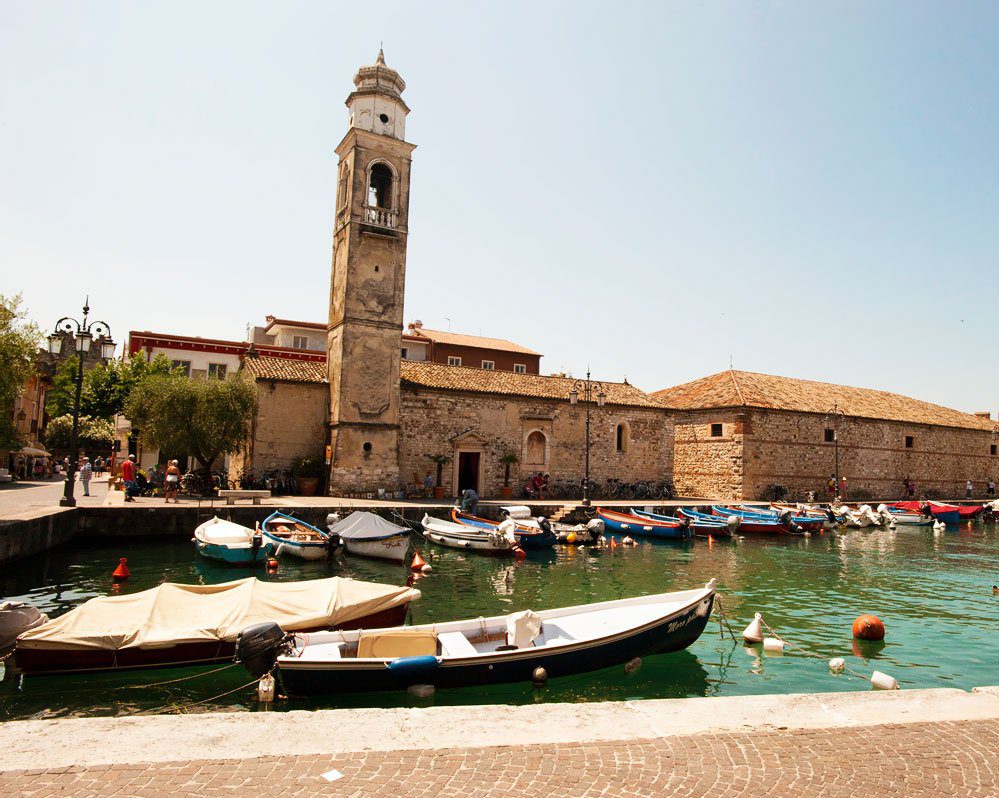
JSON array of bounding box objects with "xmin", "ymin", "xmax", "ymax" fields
[
  {"xmin": 428, "ymin": 454, "xmax": 451, "ymax": 499},
  {"xmin": 499, "ymin": 451, "xmax": 519, "ymax": 499},
  {"xmin": 293, "ymin": 456, "xmax": 323, "ymax": 496}
]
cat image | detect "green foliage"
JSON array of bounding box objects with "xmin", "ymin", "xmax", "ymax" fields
[
  {"xmin": 45, "ymin": 414, "xmax": 115, "ymax": 453},
  {"xmin": 428, "ymin": 453, "xmax": 452, "ymax": 483},
  {"xmin": 500, "ymin": 451, "xmax": 519, "ymax": 486},
  {"xmin": 0, "ymin": 294, "xmax": 41, "ymax": 451},
  {"xmin": 293, "ymin": 456, "xmax": 323, "ymax": 477},
  {"xmin": 125, "ymin": 373, "xmax": 257, "ymax": 471},
  {"xmin": 47, "ymin": 352, "xmax": 178, "ymax": 421}
]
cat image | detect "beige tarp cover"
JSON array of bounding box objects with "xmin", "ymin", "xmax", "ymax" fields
[{"xmin": 17, "ymin": 577, "xmax": 420, "ymax": 651}]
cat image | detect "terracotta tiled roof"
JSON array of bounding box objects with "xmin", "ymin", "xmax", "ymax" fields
[
  {"xmin": 242, "ymin": 356, "xmax": 328, "ymax": 384},
  {"xmin": 653, "ymin": 370, "xmax": 995, "ymax": 431},
  {"xmin": 263, "ymin": 318, "xmax": 327, "ymax": 332},
  {"xmin": 401, "ymin": 361, "xmax": 660, "ymax": 408},
  {"xmin": 408, "ymin": 328, "xmax": 541, "ymax": 356}
]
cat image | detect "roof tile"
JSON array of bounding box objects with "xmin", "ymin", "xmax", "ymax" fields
[
  {"xmin": 242, "ymin": 356, "xmax": 328, "ymax": 384},
  {"xmin": 410, "ymin": 328, "xmax": 541, "ymax": 356}
]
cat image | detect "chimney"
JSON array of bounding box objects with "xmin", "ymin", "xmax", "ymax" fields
[
  {"xmin": 265, "ymin": 315, "xmax": 276, "ymax": 325},
  {"xmin": 974, "ymin": 411, "xmax": 991, "ymax": 419}
]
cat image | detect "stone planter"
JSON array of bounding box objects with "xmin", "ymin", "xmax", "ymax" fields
[
  {"xmin": 433, "ymin": 486, "xmax": 446, "ymax": 500},
  {"xmin": 297, "ymin": 477, "xmax": 320, "ymax": 496},
  {"xmin": 500, "ymin": 486, "xmax": 513, "ymax": 499}
]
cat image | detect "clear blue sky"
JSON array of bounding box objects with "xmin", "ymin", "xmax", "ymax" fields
[{"xmin": 2, "ymin": 2, "xmax": 997, "ymax": 413}]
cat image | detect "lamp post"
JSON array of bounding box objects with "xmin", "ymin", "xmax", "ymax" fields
[
  {"xmin": 824, "ymin": 403, "xmax": 844, "ymax": 496},
  {"xmin": 48, "ymin": 299, "xmax": 115, "ymax": 507},
  {"xmin": 569, "ymin": 369, "xmax": 606, "ymax": 507}
]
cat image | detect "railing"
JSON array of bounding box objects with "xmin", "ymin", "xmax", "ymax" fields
[{"xmin": 363, "ymin": 205, "xmax": 397, "ymax": 229}]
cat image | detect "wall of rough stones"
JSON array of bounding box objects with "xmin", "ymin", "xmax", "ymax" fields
[
  {"xmin": 743, "ymin": 409, "xmax": 998, "ymax": 500},
  {"xmin": 238, "ymin": 381, "xmax": 328, "ymax": 475},
  {"xmin": 671, "ymin": 409, "xmax": 745, "ymax": 500},
  {"xmin": 399, "ymin": 388, "xmax": 672, "ymax": 497}
]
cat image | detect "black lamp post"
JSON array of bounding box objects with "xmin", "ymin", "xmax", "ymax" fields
[
  {"xmin": 48, "ymin": 299, "xmax": 115, "ymax": 507},
  {"xmin": 824, "ymin": 403, "xmax": 844, "ymax": 497},
  {"xmin": 569, "ymin": 369, "xmax": 606, "ymax": 507}
]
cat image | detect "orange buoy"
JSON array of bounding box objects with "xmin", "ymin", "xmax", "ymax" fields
[
  {"xmin": 852, "ymin": 614, "xmax": 885, "ymax": 641},
  {"xmin": 112, "ymin": 557, "xmax": 130, "ymax": 582},
  {"xmin": 512, "ymin": 547, "xmax": 527, "ymax": 560},
  {"xmin": 410, "ymin": 550, "xmax": 427, "ymax": 571},
  {"xmin": 266, "ymin": 557, "xmax": 279, "ymax": 570}
]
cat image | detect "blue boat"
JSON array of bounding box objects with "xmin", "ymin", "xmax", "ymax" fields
[
  {"xmin": 262, "ymin": 511, "xmax": 338, "ymax": 561},
  {"xmin": 451, "ymin": 509, "xmax": 557, "ymax": 548},
  {"xmin": 596, "ymin": 508, "xmax": 693, "ymax": 540},
  {"xmin": 631, "ymin": 508, "xmax": 732, "ymax": 538},
  {"xmin": 683, "ymin": 507, "xmax": 786, "ymax": 535},
  {"xmin": 194, "ymin": 516, "xmax": 273, "ymax": 565}
]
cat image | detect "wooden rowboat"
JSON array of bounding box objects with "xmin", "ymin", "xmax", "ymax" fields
[
  {"xmin": 596, "ymin": 508, "xmax": 693, "ymax": 540},
  {"xmin": 421, "ymin": 514, "xmax": 518, "ymax": 555},
  {"xmin": 451, "ymin": 509, "xmax": 557, "ymax": 548},
  {"xmin": 262, "ymin": 511, "xmax": 337, "ymax": 561}
]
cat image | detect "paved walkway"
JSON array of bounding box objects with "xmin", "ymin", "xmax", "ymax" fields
[{"xmin": 0, "ymin": 476, "xmax": 109, "ymax": 518}]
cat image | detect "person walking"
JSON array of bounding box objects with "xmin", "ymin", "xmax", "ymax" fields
[
  {"xmin": 988, "ymin": 479, "xmax": 996, "ymax": 498},
  {"xmin": 965, "ymin": 479, "xmax": 973, "ymax": 499},
  {"xmin": 906, "ymin": 478, "xmax": 915, "ymax": 499},
  {"xmin": 827, "ymin": 474, "xmax": 837, "ymax": 499},
  {"xmin": 164, "ymin": 460, "xmax": 181, "ymax": 503},
  {"xmin": 122, "ymin": 454, "xmax": 138, "ymax": 502},
  {"xmin": 78, "ymin": 457, "xmax": 93, "ymax": 497},
  {"xmin": 838, "ymin": 476, "xmax": 847, "ymax": 498}
]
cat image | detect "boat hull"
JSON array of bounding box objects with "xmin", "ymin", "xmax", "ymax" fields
[
  {"xmin": 344, "ymin": 536, "xmax": 410, "ymax": 562},
  {"xmin": 451, "ymin": 510, "xmax": 557, "ymax": 548},
  {"xmin": 196, "ymin": 539, "xmax": 272, "ymax": 565},
  {"xmin": 631, "ymin": 509, "xmax": 731, "ymax": 538},
  {"xmin": 596, "ymin": 509, "xmax": 692, "ymax": 540},
  {"xmin": 278, "ymin": 593, "xmax": 714, "ymax": 695},
  {"xmin": 13, "ymin": 603, "xmax": 411, "ymax": 676}
]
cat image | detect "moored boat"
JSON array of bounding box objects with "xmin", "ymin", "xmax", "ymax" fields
[
  {"xmin": 701, "ymin": 506, "xmax": 788, "ymax": 534},
  {"xmin": 596, "ymin": 508, "xmax": 694, "ymax": 540},
  {"xmin": 421, "ymin": 514, "xmax": 518, "ymax": 555},
  {"xmin": 14, "ymin": 576, "xmax": 420, "ymax": 675},
  {"xmin": 236, "ymin": 579, "xmax": 718, "ymax": 695},
  {"xmin": 630, "ymin": 508, "xmax": 732, "ymax": 538},
  {"xmin": 327, "ymin": 511, "xmax": 411, "ymax": 562},
  {"xmin": 451, "ymin": 509, "xmax": 557, "ymax": 548},
  {"xmin": 194, "ymin": 516, "xmax": 272, "ymax": 565},
  {"xmin": 891, "ymin": 501, "xmax": 961, "ymax": 525},
  {"xmin": 0, "ymin": 601, "xmax": 48, "ymax": 652},
  {"xmin": 262, "ymin": 511, "xmax": 338, "ymax": 561}
]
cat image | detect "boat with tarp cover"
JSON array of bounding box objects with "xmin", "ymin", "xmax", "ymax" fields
[
  {"xmin": 328, "ymin": 511, "xmax": 411, "ymax": 562},
  {"xmin": 14, "ymin": 576, "xmax": 420, "ymax": 675},
  {"xmin": 236, "ymin": 579, "xmax": 718, "ymax": 694}
]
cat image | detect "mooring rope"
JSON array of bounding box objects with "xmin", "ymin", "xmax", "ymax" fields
[
  {"xmin": 712, "ymin": 595, "xmax": 738, "ymax": 640},
  {"xmin": 756, "ymin": 616, "xmax": 881, "ymax": 684},
  {"xmin": 119, "ymin": 662, "xmax": 238, "ymax": 690}
]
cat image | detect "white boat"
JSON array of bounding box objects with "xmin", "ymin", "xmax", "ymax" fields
[
  {"xmin": 262, "ymin": 511, "xmax": 336, "ymax": 561},
  {"xmin": 194, "ymin": 516, "xmax": 272, "ymax": 565},
  {"xmin": 0, "ymin": 601, "xmax": 47, "ymax": 651},
  {"xmin": 421, "ymin": 514, "xmax": 517, "ymax": 554},
  {"xmin": 888, "ymin": 511, "xmax": 934, "ymax": 526},
  {"xmin": 327, "ymin": 511, "xmax": 410, "ymax": 563},
  {"xmin": 500, "ymin": 506, "xmax": 605, "ymax": 543}
]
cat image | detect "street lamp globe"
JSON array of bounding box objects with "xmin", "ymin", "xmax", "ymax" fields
[
  {"xmin": 99, "ymin": 336, "xmax": 116, "ymax": 360},
  {"xmin": 596, "ymin": 390, "xmax": 607, "ymax": 407},
  {"xmin": 48, "ymin": 333, "xmax": 63, "ymax": 355},
  {"xmin": 75, "ymin": 331, "xmax": 92, "ymax": 353},
  {"xmin": 569, "ymin": 389, "xmax": 579, "ymax": 405}
]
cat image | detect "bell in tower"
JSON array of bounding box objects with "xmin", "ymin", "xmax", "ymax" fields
[{"xmin": 326, "ymin": 50, "xmax": 416, "ymax": 495}]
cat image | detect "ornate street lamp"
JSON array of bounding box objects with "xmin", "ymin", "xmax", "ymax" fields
[
  {"xmin": 824, "ymin": 402, "xmax": 845, "ymax": 497},
  {"xmin": 569, "ymin": 369, "xmax": 606, "ymax": 507},
  {"xmin": 48, "ymin": 298, "xmax": 114, "ymax": 507}
]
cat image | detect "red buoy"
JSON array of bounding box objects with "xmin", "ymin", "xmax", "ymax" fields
[
  {"xmin": 266, "ymin": 557, "xmax": 279, "ymax": 570},
  {"xmin": 852, "ymin": 614, "xmax": 885, "ymax": 641},
  {"xmin": 512, "ymin": 547, "xmax": 527, "ymax": 560},
  {"xmin": 112, "ymin": 558, "xmax": 130, "ymax": 582},
  {"xmin": 410, "ymin": 550, "xmax": 427, "ymax": 571}
]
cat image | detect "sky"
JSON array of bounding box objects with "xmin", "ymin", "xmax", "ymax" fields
[{"xmin": 2, "ymin": 2, "xmax": 997, "ymax": 413}]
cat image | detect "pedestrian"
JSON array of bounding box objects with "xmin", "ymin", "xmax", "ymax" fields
[
  {"xmin": 524, "ymin": 472, "xmax": 543, "ymax": 499},
  {"xmin": 906, "ymin": 478, "xmax": 915, "ymax": 499},
  {"xmin": 94, "ymin": 457, "xmax": 103, "ymax": 478},
  {"xmin": 122, "ymin": 454, "xmax": 138, "ymax": 502},
  {"xmin": 988, "ymin": 479, "xmax": 996, "ymax": 498},
  {"xmin": 541, "ymin": 473, "xmax": 550, "ymax": 499},
  {"xmin": 827, "ymin": 474, "xmax": 837, "ymax": 499},
  {"xmin": 78, "ymin": 457, "xmax": 93, "ymax": 497},
  {"xmin": 458, "ymin": 487, "xmax": 479, "ymax": 516},
  {"xmin": 839, "ymin": 476, "xmax": 847, "ymax": 498},
  {"xmin": 423, "ymin": 472, "xmax": 433, "ymax": 498},
  {"xmin": 164, "ymin": 459, "xmax": 181, "ymax": 503},
  {"xmin": 965, "ymin": 479, "xmax": 973, "ymax": 499}
]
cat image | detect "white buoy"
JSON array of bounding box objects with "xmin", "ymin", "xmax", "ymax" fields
[
  {"xmin": 828, "ymin": 657, "xmax": 846, "ymax": 673},
  {"xmin": 532, "ymin": 666, "xmax": 548, "ymax": 687},
  {"xmin": 742, "ymin": 612, "xmax": 765, "ymax": 643},
  {"xmin": 257, "ymin": 673, "xmax": 276, "ymax": 702},
  {"xmin": 421, "ymin": 564, "xmax": 433, "ymax": 573},
  {"xmin": 870, "ymin": 670, "xmax": 899, "ymax": 690},
  {"xmin": 407, "ymin": 683, "xmax": 435, "ymax": 698},
  {"xmin": 763, "ymin": 637, "xmax": 785, "ymax": 653}
]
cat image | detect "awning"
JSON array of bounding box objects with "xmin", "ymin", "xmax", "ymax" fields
[{"xmin": 19, "ymin": 447, "xmax": 51, "ymax": 457}]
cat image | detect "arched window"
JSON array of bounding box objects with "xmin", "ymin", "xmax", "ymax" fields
[
  {"xmin": 525, "ymin": 430, "xmax": 547, "ymax": 466},
  {"xmin": 368, "ymin": 163, "xmax": 393, "ymax": 209},
  {"xmin": 616, "ymin": 422, "xmax": 630, "ymax": 453}
]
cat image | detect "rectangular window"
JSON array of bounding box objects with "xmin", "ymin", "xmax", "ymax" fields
[
  {"xmin": 207, "ymin": 363, "xmax": 227, "ymax": 380},
  {"xmin": 991, "ymin": 444, "xmax": 997, "ymax": 456},
  {"xmin": 824, "ymin": 429, "xmax": 835, "ymax": 443},
  {"xmin": 514, "ymin": 363, "xmax": 527, "ymax": 374},
  {"xmin": 401, "ymin": 347, "xmax": 408, "ymax": 359},
  {"xmin": 171, "ymin": 360, "xmax": 191, "ymax": 377},
  {"xmin": 905, "ymin": 435, "xmax": 914, "ymax": 449},
  {"xmin": 292, "ymin": 335, "xmax": 309, "ymax": 349},
  {"xmin": 710, "ymin": 423, "xmax": 723, "ymax": 437},
  {"xmin": 481, "ymin": 360, "xmax": 495, "ymax": 370},
  {"xmin": 447, "ymin": 356, "xmax": 462, "ymax": 366}
]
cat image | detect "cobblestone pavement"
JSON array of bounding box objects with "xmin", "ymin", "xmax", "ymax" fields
[{"xmin": 2, "ymin": 718, "xmax": 995, "ymax": 798}]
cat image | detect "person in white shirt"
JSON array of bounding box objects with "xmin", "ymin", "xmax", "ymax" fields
[{"xmin": 79, "ymin": 457, "xmax": 93, "ymax": 497}]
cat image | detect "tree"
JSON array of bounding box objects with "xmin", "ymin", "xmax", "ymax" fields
[
  {"xmin": 500, "ymin": 451, "xmax": 519, "ymax": 488},
  {"xmin": 45, "ymin": 414, "xmax": 115, "ymax": 453},
  {"xmin": 428, "ymin": 453, "xmax": 451, "ymax": 487},
  {"xmin": 0, "ymin": 294, "xmax": 41, "ymax": 451},
  {"xmin": 47, "ymin": 352, "xmax": 177, "ymax": 421},
  {"xmin": 125, "ymin": 373, "xmax": 257, "ymax": 472}
]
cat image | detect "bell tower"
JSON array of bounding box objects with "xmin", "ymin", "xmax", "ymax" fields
[{"xmin": 327, "ymin": 50, "xmax": 415, "ymax": 494}]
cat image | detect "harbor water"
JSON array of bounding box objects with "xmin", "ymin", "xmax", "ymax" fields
[{"xmin": 1, "ymin": 521, "xmax": 996, "ymax": 720}]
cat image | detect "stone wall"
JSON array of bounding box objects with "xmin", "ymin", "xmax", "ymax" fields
[
  {"xmin": 743, "ymin": 409, "xmax": 998, "ymax": 500},
  {"xmin": 399, "ymin": 387, "xmax": 671, "ymax": 497},
  {"xmin": 671, "ymin": 409, "xmax": 746, "ymax": 500},
  {"xmin": 237, "ymin": 381, "xmax": 328, "ymax": 475}
]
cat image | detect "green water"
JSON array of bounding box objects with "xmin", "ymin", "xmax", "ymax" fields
[{"xmin": 1, "ymin": 523, "xmax": 997, "ymax": 720}]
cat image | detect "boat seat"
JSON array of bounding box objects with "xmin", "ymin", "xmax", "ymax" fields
[
  {"xmin": 437, "ymin": 631, "xmax": 478, "ymax": 658},
  {"xmin": 356, "ymin": 629, "xmax": 438, "ymax": 659}
]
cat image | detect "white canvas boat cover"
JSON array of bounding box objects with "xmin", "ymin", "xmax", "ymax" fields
[
  {"xmin": 17, "ymin": 577, "xmax": 420, "ymax": 652},
  {"xmin": 329, "ymin": 511, "xmax": 410, "ymax": 542}
]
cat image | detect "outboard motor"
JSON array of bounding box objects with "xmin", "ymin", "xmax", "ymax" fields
[
  {"xmin": 538, "ymin": 517, "xmax": 553, "ymax": 535},
  {"xmin": 325, "ymin": 532, "xmax": 341, "ymax": 558},
  {"xmin": 325, "ymin": 512, "xmax": 341, "ymax": 530},
  {"xmin": 585, "ymin": 518, "xmax": 605, "ymax": 542},
  {"xmin": 236, "ymin": 622, "xmax": 289, "ymax": 678}
]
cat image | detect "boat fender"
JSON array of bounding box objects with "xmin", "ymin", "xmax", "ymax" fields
[
  {"xmin": 829, "ymin": 657, "xmax": 846, "ymax": 673},
  {"xmin": 763, "ymin": 637, "xmax": 785, "ymax": 653},
  {"xmin": 624, "ymin": 657, "xmax": 642, "ymax": 675},
  {"xmin": 532, "ymin": 666, "xmax": 548, "ymax": 687},
  {"xmin": 257, "ymin": 673, "xmax": 276, "ymax": 702},
  {"xmin": 620, "ymin": 523, "xmax": 630, "ymax": 530},
  {"xmin": 742, "ymin": 613, "xmax": 764, "ymax": 643},
  {"xmin": 407, "ymin": 683, "xmax": 435, "ymax": 698},
  {"xmin": 387, "ymin": 655, "xmax": 441, "ymax": 675},
  {"xmin": 870, "ymin": 670, "xmax": 899, "ymax": 690},
  {"xmin": 642, "ymin": 525, "xmax": 653, "ymax": 532}
]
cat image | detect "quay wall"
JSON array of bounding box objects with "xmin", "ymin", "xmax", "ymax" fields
[
  {"xmin": 0, "ymin": 507, "xmax": 78, "ymax": 565},
  {"xmin": 399, "ymin": 387, "xmax": 672, "ymax": 498}
]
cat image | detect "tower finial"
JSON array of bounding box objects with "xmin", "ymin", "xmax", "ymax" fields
[{"xmin": 376, "ymin": 44, "xmax": 385, "ymax": 65}]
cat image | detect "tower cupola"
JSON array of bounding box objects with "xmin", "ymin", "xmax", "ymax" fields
[{"xmin": 346, "ymin": 49, "xmax": 410, "ymax": 140}]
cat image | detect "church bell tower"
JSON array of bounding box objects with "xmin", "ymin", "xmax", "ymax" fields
[{"xmin": 326, "ymin": 50, "xmax": 415, "ymax": 494}]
